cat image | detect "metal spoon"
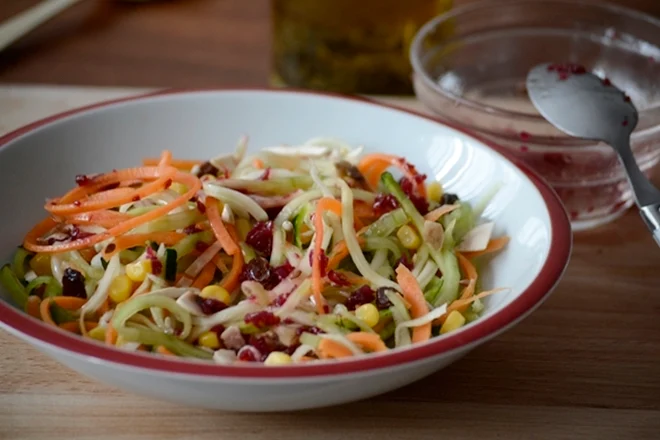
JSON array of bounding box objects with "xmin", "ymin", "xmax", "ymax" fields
[{"xmin": 527, "ymin": 63, "xmax": 660, "ymax": 244}]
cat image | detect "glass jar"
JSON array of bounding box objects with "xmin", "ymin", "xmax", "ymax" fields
[
  {"xmin": 271, "ymin": 0, "xmax": 453, "ymax": 95},
  {"xmin": 410, "ymin": 0, "xmax": 660, "ymax": 230}
]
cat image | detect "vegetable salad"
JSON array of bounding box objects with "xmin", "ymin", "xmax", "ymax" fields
[{"xmin": 1, "ymin": 138, "xmax": 508, "ymax": 365}]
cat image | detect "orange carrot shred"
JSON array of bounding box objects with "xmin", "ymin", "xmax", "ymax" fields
[
  {"xmin": 462, "ymin": 236, "xmax": 510, "ymax": 259},
  {"xmin": 191, "ymin": 262, "xmax": 217, "ymax": 289},
  {"xmin": 25, "ymin": 296, "xmax": 41, "ymax": 319},
  {"xmin": 346, "ymin": 332, "xmax": 388, "ymax": 352},
  {"xmin": 206, "ymin": 196, "xmax": 239, "ymax": 256},
  {"xmin": 317, "ymin": 338, "xmax": 353, "ymax": 359},
  {"xmin": 395, "ymin": 264, "xmax": 431, "ymax": 343},
  {"xmin": 312, "ymin": 197, "xmax": 342, "ymax": 314}
]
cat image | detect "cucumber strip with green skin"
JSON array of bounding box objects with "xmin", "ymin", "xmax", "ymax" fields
[
  {"xmin": 12, "ymin": 247, "xmax": 32, "ymax": 281},
  {"xmin": 423, "ymin": 276, "xmax": 444, "ymax": 305},
  {"xmin": 381, "ymin": 172, "xmax": 460, "ymax": 305},
  {"xmin": 292, "ymin": 202, "xmax": 314, "ymax": 247},
  {"xmin": 379, "ymin": 321, "xmax": 396, "ymax": 341},
  {"xmin": 164, "ymin": 249, "xmax": 178, "ymax": 282},
  {"xmin": 363, "ymin": 208, "xmax": 408, "ymax": 238},
  {"xmin": 116, "ymin": 326, "xmax": 212, "ymax": 359},
  {"xmin": 26, "ymin": 276, "xmax": 62, "ymax": 297},
  {"xmin": 0, "ymin": 265, "xmax": 28, "ymax": 308},
  {"xmin": 50, "ymin": 303, "xmax": 76, "ymax": 324}
]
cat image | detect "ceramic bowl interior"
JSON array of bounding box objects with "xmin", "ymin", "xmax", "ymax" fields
[{"xmin": 0, "ymin": 90, "xmax": 570, "ymax": 383}]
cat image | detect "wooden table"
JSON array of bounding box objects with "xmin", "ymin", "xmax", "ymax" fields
[{"xmin": 0, "ymin": 86, "xmax": 660, "ymax": 440}]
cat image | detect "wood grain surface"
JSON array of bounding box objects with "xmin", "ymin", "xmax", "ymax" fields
[
  {"xmin": 1, "ymin": 91, "xmax": 660, "ymax": 439},
  {"xmin": 0, "ymin": 0, "xmax": 659, "ymax": 88}
]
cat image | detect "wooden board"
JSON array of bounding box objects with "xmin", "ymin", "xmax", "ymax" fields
[{"xmin": 1, "ymin": 88, "xmax": 660, "ymax": 440}]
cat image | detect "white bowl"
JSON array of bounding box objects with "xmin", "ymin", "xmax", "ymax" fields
[{"xmin": 0, "ymin": 89, "xmax": 571, "ymax": 411}]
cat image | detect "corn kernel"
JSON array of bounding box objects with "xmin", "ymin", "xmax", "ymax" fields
[
  {"xmin": 264, "ymin": 351, "xmax": 293, "ymax": 366},
  {"xmin": 29, "ymin": 253, "xmax": 52, "ymax": 276},
  {"xmin": 108, "ymin": 275, "xmax": 134, "ymax": 303},
  {"xmin": 440, "ymin": 310, "xmax": 466, "ymax": 334},
  {"xmin": 198, "ymin": 331, "xmax": 221, "ymax": 349},
  {"xmin": 355, "ymin": 303, "xmax": 379, "ymax": 328},
  {"xmin": 88, "ymin": 326, "xmax": 107, "ymax": 341},
  {"xmin": 200, "ymin": 285, "xmax": 231, "ymax": 304},
  {"xmin": 397, "ymin": 224, "xmax": 421, "ymax": 250},
  {"xmin": 236, "ymin": 217, "xmax": 252, "ymax": 241},
  {"xmin": 125, "ymin": 260, "xmax": 152, "ymax": 282},
  {"xmin": 427, "ymin": 181, "xmax": 444, "ymax": 204},
  {"xmin": 169, "ymin": 182, "xmax": 188, "ymax": 195}
]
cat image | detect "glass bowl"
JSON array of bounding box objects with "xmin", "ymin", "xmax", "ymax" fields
[{"xmin": 410, "ymin": 0, "xmax": 660, "ymax": 230}]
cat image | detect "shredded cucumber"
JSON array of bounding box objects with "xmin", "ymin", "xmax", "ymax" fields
[
  {"xmin": 26, "ymin": 276, "xmax": 62, "ymax": 298},
  {"xmin": 12, "ymin": 247, "xmax": 31, "ymax": 281},
  {"xmin": 133, "ymin": 208, "xmax": 204, "ymax": 234},
  {"xmin": 218, "ymin": 176, "xmax": 314, "ymax": 195},
  {"xmin": 363, "ymin": 237, "xmax": 402, "ymax": 260},
  {"xmin": 0, "ymin": 265, "xmax": 28, "ymax": 308},
  {"xmin": 116, "ymin": 326, "xmax": 212, "ymax": 359},
  {"xmin": 433, "ymin": 249, "xmax": 461, "ymax": 307},
  {"xmin": 112, "ymin": 294, "xmax": 192, "ymax": 340},
  {"xmin": 363, "ymin": 208, "xmax": 408, "ymax": 238}
]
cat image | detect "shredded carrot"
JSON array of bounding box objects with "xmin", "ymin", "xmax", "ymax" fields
[
  {"xmin": 103, "ymin": 231, "xmax": 185, "ymax": 258},
  {"xmin": 67, "ymin": 210, "xmax": 131, "ymax": 228},
  {"xmin": 312, "ymin": 198, "xmax": 342, "ymax": 314},
  {"xmin": 462, "ymin": 236, "xmax": 510, "ymax": 259},
  {"xmin": 105, "ymin": 322, "xmax": 118, "ymax": 346},
  {"xmin": 206, "ymin": 196, "xmax": 239, "ymax": 256},
  {"xmin": 219, "ymin": 224, "xmax": 244, "ymax": 292},
  {"xmin": 25, "ymin": 295, "xmax": 41, "ymax": 318},
  {"xmin": 191, "ymin": 262, "xmax": 217, "ymax": 289},
  {"xmin": 395, "ymin": 264, "xmax": 431, "ymax": 343},
  {"xmin": 38, "ymin": 296, "xmax": 87, "ymax": 327},
  {"xmin": 24, "ymin": 217, "xmax": 108, "ymax": 253},
  {"xmin": 424, "ymin": 204, "xmax": 460, "ymax": 222},
  {"xmin": 252, "ymin": 158, "xmax": 265, "ymax": 169},
  {"xmin": 143, "ymin": 158, "xmax": 200, "ymax": 170},
  {"xmin": 434, "ymin": 288, "xmax": 508, "ymax": 325},
  {"xmin": 59, "ymin": 321, "xmax": 97, "ymax": 333},
  {"xmin": 357, "ymin": 154, "xmax": 426, "ymax": 197},
  {"xmin": 46, "ymin": 166, "xmax": 178, "ymax": 216},
  {"xmin": 317, "ymin": 338, "xmax": 353, "ymax": 359},
  {"xmin": 327, "ymin": 237, "xmax": 365, "ymax": 270},
  {"xmin": 353, "ymin": 201, "xmax": 377, "ymax": 219},
  {"xmin": 213, "ymin": 254, "xmax": 229, "ymax": 273},
  {"xmin": 346, "ymin": 332, "xmax": 388, "ymax": 352},
  {"xmin": 156, "ymin": 345, "xmax": 176, "ymax": 356}
]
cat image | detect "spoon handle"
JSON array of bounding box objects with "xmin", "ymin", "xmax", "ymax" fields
[
  {"xmin": 615, "ymin": 137, "xmax": 660, "ymax": 246},
  {"xmin": 0, "ymin": 0, "xmax": 83, "ymax": 53}
]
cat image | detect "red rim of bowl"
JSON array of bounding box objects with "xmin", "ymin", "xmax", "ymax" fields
[{"xmin": 0, "ymin": 88, "xmax": 571, "ymax": 379}]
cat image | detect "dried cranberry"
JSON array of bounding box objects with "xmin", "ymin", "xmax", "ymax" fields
[
  {"xmin": 241, "ymin": 256, "xmax": 272, "ymax": 283},
  {"xmin": 132, "ymin": 195, "xmax": 141, "ymax": 202},
  {"xmin": 73, "ymin": 200, "xmax": 82, "ymax": 207},
  {"xmin": 308, "ymin": 249, "xmax": 328, "ymax": 277},
  {"xmin": 105, "ymin": 243, "xmax": 116, "ymax": 254},
  {"xmin": 399, "ymin": 177, "xmax": 429, "ymax": 215},
  {"xmin": 440, "ymin": 193, "xmax": 459, "ymax": 205},
  {"xmin": 376, "ymin": 287, "xmax": 394, "ymax": 310},
  {"xmin": 622, "ymin": 118, "xmax": 629, "ymax": 127},
  {"xmin": 272, "ymin": 292, "xmax": 291, "ymax": 307},
  {"xmin": 194, "ymin": 296, "xmax": 227, "ymax": 315},
  {"xmin": 265, "ymin": 207, "xmax": 284, "ymax": 220},
  {"xmin": 345, "ymin": 285, "xmax": 376, "ymax": 311},
  {"xmin": 61, "ymin": 268, "xmax": 87, "ymax": 298},
  {"xmin": 602, "ymin": 78, "xmax": 612, "ymax": 86},
  {"xmin": 195, "ymin": 241, "xmax": 210, "ymax": 253},
  {"xmin": 327, "ymin": 270, "xmax": 351, "ymax": 287},
  {"xmin": 245, "ymin": 221, "xmax": 273, "ymax": 255},
  {"xmin": 69, "ymin": 226, "xmax": 93, "ymax": 240},
  {"xmin": 244, "ymin": 311, "xmax": 281, "ymax": 329},
  {"xmin": 196, "ymin": 199, "xmax": 206, "ymax": 214},
  {"xmin": 519, "ymin": 131, "xmax": 531, "ymax": 141},
  {"xmin": 237, "ymin": 346, "xmax": 260, "ymax": 362},
  {"xmin": 164, "ymin": 179, "xmax": 173, "ymax": 189},
  {"xmin": 196, "ymin": 162, "xmax": 219, "ymax": 177},
  {"xmin": 210, "ymin": 324, "xmax": 226, "ymax": 335},
  {"xmin": 183, "ymin": 225, "xmax": 202, "ymax": 235},
  {"xmin": 295, "ymin": 325, "xmax": 324, "ymax": 336},
  {"xmin": 259, "ymin": 168, "xmax": 272, "ymax": 181},
  {"xmin": 75, "ymin": 174, "xmax": 94, "ymax": 186},
  {"xmin": 396, "ymin": 255, "xmax": 413, "ymax": 271},
  {"xmin": 372, "ymin": 193, "xmax": 399, "ymax": 216},
  {"xmin": 272, "ymin": 262, "xmax": 294, "ymax": 282},
  {"xmin": 624, "ymin": 94, "xmax": 632, "ymax": 103},
  {"xmin": 145, "ymin": 247, "xmax": 163, "ymax": 275},
  {"xmin": 248, "ymin": 334, "xmax": 284, "ymax": 360}
]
